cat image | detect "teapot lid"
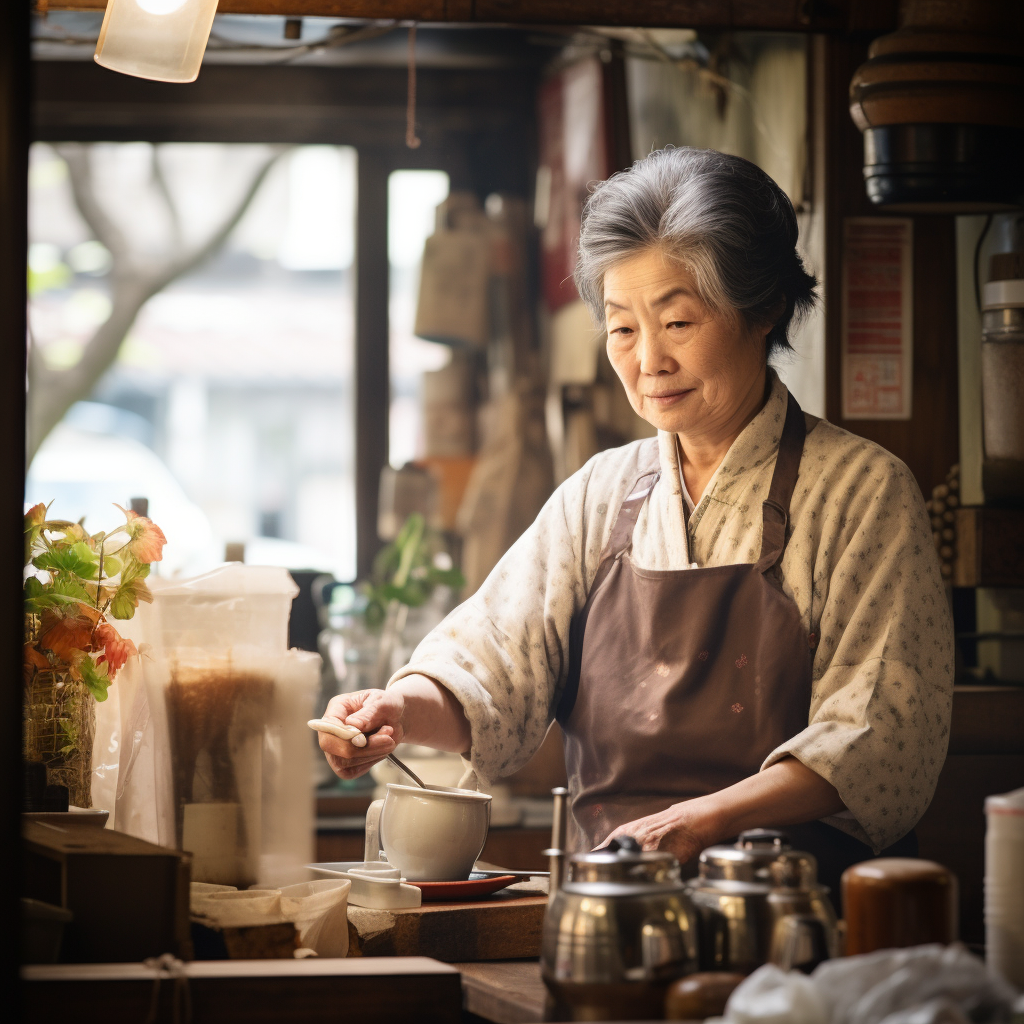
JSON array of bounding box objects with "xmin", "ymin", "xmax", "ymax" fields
[
  {"xmin": 768, "ymin": 850, "xmax": 820, "ymax": 890},
  {"xmin": 698, "ymin": 829, "xmax": 791, "ymax": 884},
  {"xmin": 568, "ymin": 836, "xmax": 681, "ymax": 886}
]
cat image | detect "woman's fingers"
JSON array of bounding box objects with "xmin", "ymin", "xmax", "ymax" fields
[
  {"xmin": 597, "ymin": 806, "xmax": 708, "ymax": 860},
  {"xmin": 340, "ymin": 689, "xmax": 404, "ymax": 734},
  {"xmin": 319, "ymin": 689, "xmax": 406, "ymax": 778}
]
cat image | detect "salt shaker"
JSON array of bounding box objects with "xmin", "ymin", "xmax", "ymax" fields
[{"xmin": 986, "ymin": 787, "xmax": 1024, "ymax": 990}]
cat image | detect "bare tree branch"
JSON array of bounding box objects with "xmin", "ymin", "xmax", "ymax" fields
[
  {"xmin": 160, "ymin": 144, "xmax": 287, "ymax": 288},
  {"xmin": 52, "ymin": 143, "xmax": 130, "ymax": 263},
  {"xmin": 151, "ymin": 145, "xmax": 183, "ymax": 250},
  {"xmin": 28, "ymin": 144, "xmax": 291, "ymax": 462}
]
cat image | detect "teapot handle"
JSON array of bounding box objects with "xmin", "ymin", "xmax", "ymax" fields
[{"xmin": 608, "ymin": 835, "xmax": 642, "ymax": 853}]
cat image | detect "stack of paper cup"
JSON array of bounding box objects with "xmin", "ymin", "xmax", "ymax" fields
[{"xmin": 985, "ymin": 786, "xmax": 1024, "ymax": 989}]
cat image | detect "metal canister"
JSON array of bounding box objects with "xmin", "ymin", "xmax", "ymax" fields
[
  {"xmin": 541, "ymin": 836, "xmax": 699, "ymax": 1022},
  {"xmin": 981, "ymin": 271, "xmax": 1024, "ymax": 498}
]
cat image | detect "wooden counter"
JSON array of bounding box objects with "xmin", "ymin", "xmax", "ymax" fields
[
  {"xmin": 457, "ymin": 960, "xmax": 548, "ymax": 1024},
  {"xmin": 456, "ymin": 961, "xmax": 668, "ymax": 1024},
  {"xmin": 23, "ymin": 957, "xmax": 462, "ymax": 1024}
]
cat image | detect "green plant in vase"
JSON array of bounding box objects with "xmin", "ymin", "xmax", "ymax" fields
[
  {"xmin": 23, "ymin": 502, "xmax": 167, "ymax": 807},
  {"xmin": 362, "ymin": 513, "xmax": 464, "ymax": 687}
]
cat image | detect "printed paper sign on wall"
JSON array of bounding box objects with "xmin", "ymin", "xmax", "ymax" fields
[{"xmin": 841, "ymin": 217, "xmax": 913, "ymax": 420}]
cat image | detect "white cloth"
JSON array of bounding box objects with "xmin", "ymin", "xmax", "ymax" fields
[{"xmin": 391, "ymin": 371, "xmax": 955, "ymax": 851}]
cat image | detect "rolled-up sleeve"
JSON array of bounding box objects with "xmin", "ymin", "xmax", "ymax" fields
[{"xmin": 764, "ymin": 451, "xmax": 954, "ymax": 852}]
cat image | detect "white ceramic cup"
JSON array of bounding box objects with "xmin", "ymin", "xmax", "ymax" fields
[{"xmin": 366, "ymin": 783, "xmax": 492, "ymax": 882}]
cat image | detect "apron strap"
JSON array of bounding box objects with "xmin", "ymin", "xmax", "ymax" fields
[
  {"xmin": 556, "ymin": 470, "xmax": 659, "ymax": 724},
  {"xmin": 754, "ymin": 392, "xmax": 806, "ymax": 575},
  {"xmin": 603, "ymin": 471, "xmax": 661, "ymax": 561}
]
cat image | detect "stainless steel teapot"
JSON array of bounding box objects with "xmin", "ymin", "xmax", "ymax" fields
[
  {"xmin": 541, "ymin": 832, "xmax": 699, "ymax": 1021},
  {"xmin": 686, "ymin": 829, "xmax": 838, "ymax": 974}
]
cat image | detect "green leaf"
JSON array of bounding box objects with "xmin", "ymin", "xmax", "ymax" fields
[
  {"xmin": 108, "ymin": 588, "xmax": 136, "ymax": 620},
  {"xmin": 24, "ymin": 574, "xmax": 92, "ymax": 611},
  {"xmin": 33, "ymin": 546, "xmax": 98, "ymax": 580},
  {"xmin": 118, "ymin": 560, "xmax": 150, "ymax": 587},
  {"xmin": 107, "ymin": 575, "xmax": 151, "ymax": 619},
  {"xmin": 380, "ymin": 581, "xmax": 428, "ymax": 607},
  {"xmin": 424, "ymin": 566, "xmax": 465, "ymax": 589},
  {"xmin": 53, "ymin": 576, "xmax": 92, "ymax": 600},
  {"xmin": 78, "ymin": 657, "xmax": 110, "ymax": 702},
  {"xmin": 100, "ymin": 555, "xmax": 122, "ymax": 579},
  {"xmin": 364, "ymin": 599, "xmax": 386, "ymax": 628}
]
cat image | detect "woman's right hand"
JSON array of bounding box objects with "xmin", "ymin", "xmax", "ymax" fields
[{"xmin": 319, "ymin": 688, "xmax": 407, "ymax": 779}]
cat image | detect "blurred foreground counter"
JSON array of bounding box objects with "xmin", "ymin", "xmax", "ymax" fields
[{"xmin": 23, "ymin": 958, "xmax": 463, "ymax": 1024}]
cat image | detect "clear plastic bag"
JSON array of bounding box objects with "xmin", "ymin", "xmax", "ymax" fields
[
  {"xmin": 814, "ymin": 944, "xmax": 1018, "ymax": 1024},
  {"xmin": 710, "ymin": 945, "xmax": 1018, "ymax": 1024}
]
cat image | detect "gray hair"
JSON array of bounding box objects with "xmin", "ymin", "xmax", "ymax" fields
[{"xmin": 574, "ymin": 147, "xmax": 817, "ymax": 358}]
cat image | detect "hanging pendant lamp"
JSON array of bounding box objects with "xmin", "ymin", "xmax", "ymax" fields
[{"xmin": 94, "ymin": 0, "xmax": 219, "ymax": 83}]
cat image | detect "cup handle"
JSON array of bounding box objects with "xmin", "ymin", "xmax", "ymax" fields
[{"xmin": 364, "ymin": 798, "xmax": 385, "ymax": 863}]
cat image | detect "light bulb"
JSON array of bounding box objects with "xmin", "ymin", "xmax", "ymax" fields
[{"xmin": 95, "ymin": 0, "xmax": 219, "ymax": 83}]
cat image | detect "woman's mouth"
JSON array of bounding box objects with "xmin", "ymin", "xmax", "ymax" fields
[{"xmin": 645, "ymin": 388, "xmax": 695, "ymax": 408}]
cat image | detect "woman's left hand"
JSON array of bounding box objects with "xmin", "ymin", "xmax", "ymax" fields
[{"xmin": 599, "ymin": 801, "xmax": 716, "ymax": 862}]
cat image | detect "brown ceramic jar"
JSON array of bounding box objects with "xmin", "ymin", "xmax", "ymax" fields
[{"xmin": 842, "ymin": 858, "xmax": 958, "ymax": 955}]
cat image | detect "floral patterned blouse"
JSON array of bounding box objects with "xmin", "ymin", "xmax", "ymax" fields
[{"xmin": 391, "ymin": 371, "xmax": 954, "ymax": 852}]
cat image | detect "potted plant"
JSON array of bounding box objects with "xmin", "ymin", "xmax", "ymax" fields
[
  {"xmin": 362, "ymin": 513, "xmax": 465, "ymax": 688},
  {"xmin": 23, "ymin": 502, "xmax": 167, "ymax": 808}
]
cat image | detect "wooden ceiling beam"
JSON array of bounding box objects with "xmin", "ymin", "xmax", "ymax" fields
[{"xmin": 36, "ymin": 1, "xmax": 898, "ymax": 34}]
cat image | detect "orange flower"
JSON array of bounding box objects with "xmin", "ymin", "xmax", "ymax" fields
[
  {"xmin": 114, "ymin": 505, "xmax": 167, "ymax": 563},
  {"xmin": 93, "ymin": 621, "xmax": 137, "ymax": 676},
  {"xmin": 24, "ymin": 503, "xmax": 47, "ymax": 530},
  {"xmin": 36, "ymin": 603, "xmax": 101, "ymax": 662}
]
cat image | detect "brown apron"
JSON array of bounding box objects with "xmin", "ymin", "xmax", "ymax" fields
[{"xmin": 556, "ymin": 394, "xmax": 915, "ymax": 901}]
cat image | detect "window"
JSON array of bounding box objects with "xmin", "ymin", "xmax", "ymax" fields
[{"xmin": 26, "ymin": 142, "xmax": 357, "ymax": 579}]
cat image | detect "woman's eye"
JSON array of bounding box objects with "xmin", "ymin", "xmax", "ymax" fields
[
  {"xmin": 667, "ymin": 320, "xmax": 690, "ymax": 329},
  {"xmin": 609, "ymin": 326, "xmax": 634, "ymax": 337}
]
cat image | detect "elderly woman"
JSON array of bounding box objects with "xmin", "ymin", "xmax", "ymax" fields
[{"xmin": 319, "ymin": 148, "xmax": 954, "ymax": 889}]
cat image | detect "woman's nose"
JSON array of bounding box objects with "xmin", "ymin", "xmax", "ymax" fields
[{"xmin": 636, "ymin": 329, "xmax": 677, "ymax": 376}]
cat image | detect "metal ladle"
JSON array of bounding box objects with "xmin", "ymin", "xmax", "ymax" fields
[{"xmin": 307, "ymin": 718, "xmax": 429, "ymax": 789}]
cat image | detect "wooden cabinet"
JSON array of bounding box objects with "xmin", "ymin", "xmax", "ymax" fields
[{"xmin": 916, "ymin": 685, "xmax": 1024, "ymax": 946}]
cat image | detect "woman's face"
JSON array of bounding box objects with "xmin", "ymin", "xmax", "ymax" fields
[{"xmin": 604, "ymin": 247, "xmax": 769, "ymax": 440}]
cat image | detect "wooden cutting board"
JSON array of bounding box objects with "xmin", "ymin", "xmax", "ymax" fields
[{"xmin": 347, "ymin": 890, "xmax": 548, "ymax": 961}]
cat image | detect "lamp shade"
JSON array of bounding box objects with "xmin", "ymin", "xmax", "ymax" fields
[{"xmin": 94, "ymin": 0, "xmax": 219, "ymax": 83}]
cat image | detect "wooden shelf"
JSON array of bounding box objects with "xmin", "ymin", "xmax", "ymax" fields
[{"xmin": 954, "ymin": 507, "xmax": 1024, "ymax": 587}]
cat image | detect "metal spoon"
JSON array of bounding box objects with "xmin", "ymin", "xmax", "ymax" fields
[
  {"xmin": 307, "ymin": 718, "xmax": 429, "ymax": 790},
  {"xmin": 383, "ymin": 752, "xmax": 429, "ymax": 790}
]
